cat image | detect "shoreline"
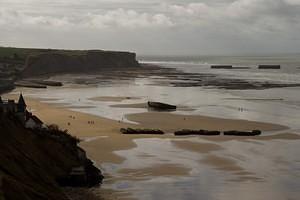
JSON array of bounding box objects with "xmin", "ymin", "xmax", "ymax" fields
[
  {"xmin": 3, "ymin": 94, "xmax": 300, "ymax": 199},
  {"xmin": 3, "ymin": 94, "xmax": 297, "ymax": 162}
]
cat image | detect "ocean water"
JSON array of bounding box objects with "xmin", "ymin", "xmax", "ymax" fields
[
  {"xmin": 11, "ymin": 54, "xmax": 300, "ymax": 200},
  {"xmin": 140, "ymin": 54, "xmax": 300, "ymax": 82},
  {"xmin": 139, "ymin": 55, "xmax": 300, "ymax": 131},
  {"xmin": 19, "ymin": 55, "xmax": 300, "ymax": 131}
]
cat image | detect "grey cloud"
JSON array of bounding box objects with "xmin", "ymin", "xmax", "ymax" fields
[{"xmin": 0, "ymin": 0, "xmax": 300, "ymax": 55}]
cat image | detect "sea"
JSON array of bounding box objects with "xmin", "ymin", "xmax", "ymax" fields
[
  {"xmin": 10, "ymin": 54, "xmax": 300, "ymax": 200},
  {"xmin": 138, "ymin": 54, "xmax": 300, "ymax": 131},
  {"xmin": 19, "ymin": 54, "xmax": 300, "ymax": 131}
]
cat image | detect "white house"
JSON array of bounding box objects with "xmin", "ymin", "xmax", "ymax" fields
[{"xmin": 25, "ymin": 115, "xmax": 43, "ymax": 129}]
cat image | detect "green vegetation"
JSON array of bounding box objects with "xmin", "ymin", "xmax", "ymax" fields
[
  {"xmin": 0, "ymin": 47, "xmax": 34, "ymax": 86},
  {"xmin": 0, "ymin": 113, "xmax": 75, "ymax": 200},
  {"xmin": 0, "ymin": 46, "xmax": 114, "ymax": 60},
  {"xmin": 0, "ymin": 113, "xmax": 102, "ymax": 200},
  {"xmin": 0, "ymin": 47, "xmax": 31, "ymax": 60},
  {"xmin": 47, "ymin": 124, "xmax": 81, "ymax": 144},
  {"xmin": 0, "ymin": 46, "xmax": 133, "ymax": 59},
  {"xmin": 0, "ymin": 47, "xmax": 87, "ymax": 93},
  {"xmin": 0, "ymin": 46, "xmax": 139, "ymax": 94}
]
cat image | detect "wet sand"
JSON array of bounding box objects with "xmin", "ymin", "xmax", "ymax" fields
[
  {"xmin": 200, "ymin": 154, "xmax": 264, "ymax": 182},
  {"xmin": 3, "ymin": 94, "xmax": 300, "ymax": 199},
  {"xmin": 201, "ymin": 155, "xmax": 244, "ymax": 172},
  {"xmin": 118, "ymin": 164, "xmax": 190, "ymax": 177},
  {"xmin": 110, "ymin": 102, "xmax": 195, "ymax": 111},
  {"xmin": 4, "ymin": 94, "xmax": 297, "ymax": 164},
  {"xmin": 89, "ymin": 96, "xmax": 140, "ymax": 102},
  {"xmin": 125, "ymin": 112, "xmax": 287, "ymax": 132},
  {"xmin": 172, "ymin": 140, "xmax": 224, "ymax": 153},
  {"xmin": 110, "ymin": 103, "xmax": 147, "ymax": 108}
]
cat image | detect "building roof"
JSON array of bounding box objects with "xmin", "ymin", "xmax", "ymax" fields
[
  {"xmin": 18, "ymin": 93, "xmax": 26, "ymax": 106},
  {"xmin": 29, "ymin": 115, "xmax": 43, "ymax": 125}
]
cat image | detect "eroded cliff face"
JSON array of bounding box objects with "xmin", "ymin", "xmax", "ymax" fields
[
  {"xmin": 0, "ymin": 114, "xmax": 103, "ymax": 200},
  {"xmin": 22, "ymin": 50, "xmax": 140, "ymax": 77}
]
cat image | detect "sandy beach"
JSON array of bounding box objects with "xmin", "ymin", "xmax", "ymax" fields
[
  {"xmin": 1, "ymin": 5, "xmax": 300, "ymax": 199},
  {"xmin": 4, "ymin": 93, "xmax": 298, "ymax": 156},
  {"xmin": 3, "ymin": 93, "xmax": 300, "ymax": 199}
]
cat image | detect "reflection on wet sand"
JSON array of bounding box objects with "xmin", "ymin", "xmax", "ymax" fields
[
  {"xmin": 125, "ymin": 112, "xmax": 287, "ymax": 132},
  {"xmin": 110, "ymin": 103, "xmax": 147, "ymax": 108},
  {"xmin": 110, "ymin": 102, "xmax": 195, "ymax": 112},
  {"xmin": 200, "ymin": 155, "xmax": 257, "ymax": 180},
  {"xmin": 200, "ymin": 133, "xmax": 300, "ymax": 142},
  {"xmin": 89, "ymin": 96, "xmax": 141, "ymax": 102},
  {"xmin": 172, "ymin": 140, "xmax": 224, "ymax": 153},
  {"xmin": 118, "ymin": 164, "xmax": 190, "ymax": 178},
  {"xmin": 4, "ymin": 93, "xmax": 300, "ymax": 200}
]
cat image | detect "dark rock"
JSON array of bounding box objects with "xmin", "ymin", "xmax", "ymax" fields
[
  {"xmin": 84, "ymin": 159, "xmax": 104, "ymax": 187},
  {"xmin": 120, "ymin": 128, "xmax": 164, "ymax": 135},
  {"xmin": 174, "ymin": 129, "xmax": 221, "ymax": 136},
  {"xmin": 14, "ymin": 81, "xmax": 47, "ymax": 88},
  {"xmin": 258, "ymin": 65, "xmax": 280, "ymax": 69},
  {"xmin": 211, "ymin": 65, "xmax": 233, "ymax": 69},
  {"xmin": 147, "ymin": 101, "xmax": 177, "ymax": 110},
  {"xmin": 30, "ymin": 80, "xmax": 63, "ymax": 86},
  {"xmin": 57, "ymin": 159, "xmax": 104, "ymax": 187},
  {"xmin": 223, "ymin": 130, "xmax": 262, "ymax": 136}
]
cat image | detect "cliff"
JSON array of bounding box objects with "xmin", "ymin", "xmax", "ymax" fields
[
  {"xmin": 22, "ymin": 50, "xmax": 140, "ymax": 77},
  {"xmin": 0, "ymin": 113, "xmax": 103, "ymax": 200},
  {"xmin": 0, "ymin": 47, "xmax": 140, "ymax": 91}
]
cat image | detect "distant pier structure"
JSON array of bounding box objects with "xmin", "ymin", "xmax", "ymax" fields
[
  {"xmin": 258, "ymin": 65, "xmax": 281, "ymax": 69},
  {"xmin": 211, "ymin": 65, "xmax": 233, "ymax": 69}
]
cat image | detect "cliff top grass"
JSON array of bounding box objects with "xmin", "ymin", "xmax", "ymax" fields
[
  {"xmin": 0, "ymin": 47, "xmax": 88, "ymax": 60},
  {"xmin": 0, "ymin": 47, "xmax": 135, "ymax": 61}
]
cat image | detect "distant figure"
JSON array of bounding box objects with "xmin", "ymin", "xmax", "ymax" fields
[
  {"xmin": 67, "ymin": 122, "xmax": 70, "ymax": 126},
  {"xmin": 88, "ymin": 121, "xmax": 90, "ymax": 124}
]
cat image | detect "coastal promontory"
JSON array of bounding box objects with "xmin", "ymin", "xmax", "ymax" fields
[
  {"xmin": 22, "ymin": 50, "xmax": 140, "ymax": 77},
  {"xmin": 0, "ymin": 106, "xmax": 103, "ymax": 200},
  {"xmin": 0, "ymin": 47, "xmax": 140, "ymax": 93}
]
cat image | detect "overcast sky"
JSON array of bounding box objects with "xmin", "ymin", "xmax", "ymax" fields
[{"xmin": 1, "ymin": 0, "xmax": 300, "ymax": 55}]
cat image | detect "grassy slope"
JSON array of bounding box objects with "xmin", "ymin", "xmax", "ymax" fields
[
  {"xmin": 0, "ymin": 46, "xmax": 129, "ymax": 60},
  {"xmin": 0, "ymin": 47, "xmax": 87, "ymax": 60},
  {"xmin": 0, "ymin": 46, "xmax": 139, "ymax": 93},
  {"xmin": 0, "ymin": 114, "xmax": 81, "ymax": 200}
]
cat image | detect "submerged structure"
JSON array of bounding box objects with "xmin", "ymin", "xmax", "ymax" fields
[
  {"xmin": 148, "ymin": 101, "xmax": 177, "ymax": 110},
  {"xmin": 258, "ymin": 65, "xmax": 281, "ymax": 69}
]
